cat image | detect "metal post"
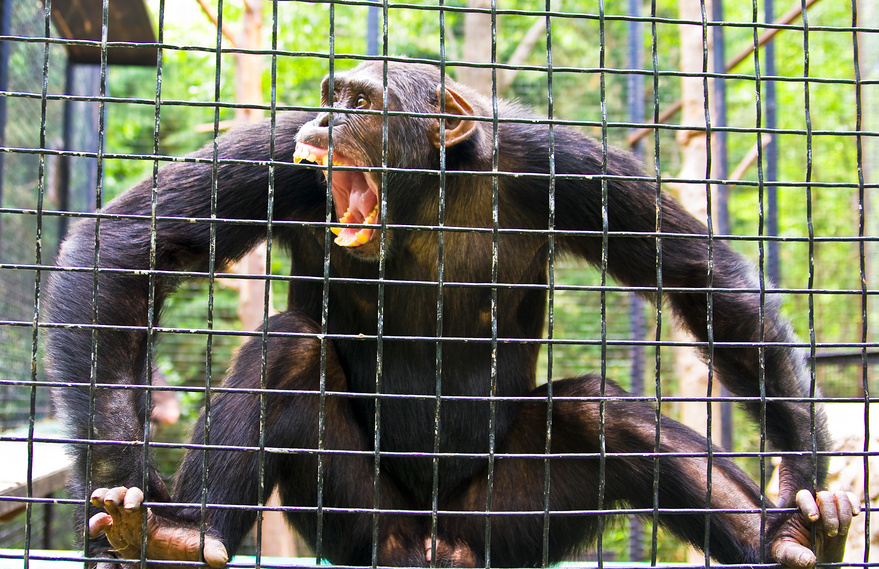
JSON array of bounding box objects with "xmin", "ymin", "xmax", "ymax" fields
[
  {"xmin": 627, "ymin": 0, "xmax": 645, "ymax": 560},
  {"xmin": 765, "ymin": 0, "xmax": 780, "ymax": 285},
  {"xmin": 0, "ymin": 0, "xmax": 14, "ymax": 245},
  {"xmin": 366, "ymin": 5, "xmax": 378, "ymax": 56},
  {"xmin": 627, "ymin": 0, "xmax": 645, "ymax": 401},
  {"xmin": 58, "ymin": 62, "xmax": 75, "ymax": 250},
  {"xmin": 712, "ymin": 0, "xmax": 734, "ymax": 454}
]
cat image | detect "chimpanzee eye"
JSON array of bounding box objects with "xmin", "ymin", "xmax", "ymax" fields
[{"xmin": 354, "ymin": 95, "xmax": 369, "ymax": 109}]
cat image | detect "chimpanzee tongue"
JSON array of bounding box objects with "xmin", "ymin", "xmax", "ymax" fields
[
  {"xmin": 332, "ymin": 174, "xmax": 378, "ymax": 247},
  {"xmin": 347, "ymin": 175, "xmax": 377, "ymax": 221}
]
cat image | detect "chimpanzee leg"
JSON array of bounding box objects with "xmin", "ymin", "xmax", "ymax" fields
[
  {"xmin": 170, "ymin": 310, "xmax": 433, "ymax": 565},
  {"xmin": 436, "ymin": 375, "xmax": 767, "ymax": 567},
  {"xmin": 91, "ymin": 311, "xmax": 429, "ymax": 567}
]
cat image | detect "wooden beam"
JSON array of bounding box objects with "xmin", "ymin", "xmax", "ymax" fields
[
  {"xmin": 51, "ymin": 0, "xmax": 157, "ymax": 66},
  {"xmin": 0, "ymin": 423, "xmax": 72, "ymax": 520}
]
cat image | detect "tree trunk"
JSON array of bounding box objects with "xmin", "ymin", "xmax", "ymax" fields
[
  {"xmin": 665, "ymin": 0, "xmax": 723, "ymax": 528},
  {"xmin": 231, "ymin": 1, "xmax": 302, "ymax": 557},
  {"xmin": 457, "ymin": 0, "xmax": 495, "ymax": 95}
]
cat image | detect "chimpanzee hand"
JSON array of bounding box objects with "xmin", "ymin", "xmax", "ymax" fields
[
  {"xmin": 89, "ymin": 487, "xmax": 229, "ymax": 568},
  {"xmin": 772, "ymin": 489, "xmax": 861, "ymax": 569}
]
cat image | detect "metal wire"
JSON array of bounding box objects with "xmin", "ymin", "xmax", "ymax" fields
[{"xmin": 0, "ymin": 1, "xmax": 876, "ymax": 566}]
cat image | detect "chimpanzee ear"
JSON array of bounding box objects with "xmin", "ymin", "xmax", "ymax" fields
[{"xmin": 431, "ymin": 85, "xmax": 478, "ymax": 148}]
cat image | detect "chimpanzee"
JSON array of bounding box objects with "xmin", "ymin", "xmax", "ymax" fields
[{"xmin": 45, "ymin": 61, "xmax": 859, "ymax": 568}]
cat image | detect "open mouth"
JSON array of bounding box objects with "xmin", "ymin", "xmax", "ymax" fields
[{"xmin": 293, "ymin": 142, "xmax": 380, "ymax": 247}]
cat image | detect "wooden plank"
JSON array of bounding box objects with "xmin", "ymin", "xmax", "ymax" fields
[
  {"xmin": 0, "ymin": 423, "xmax": 72, "ymax": 519},
  {"xmin": 50, "ymin": 0, "xmax": 157, "ymax": 66}
]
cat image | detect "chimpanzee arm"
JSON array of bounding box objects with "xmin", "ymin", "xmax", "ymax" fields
[
  {"xmin": 500, "ymin": 122, "xmax": 827, "ymax": 511},
  {"xmin": 589, "ymin": 379, "xmax": 855, "ymax": 567},
  {"xmin": 44, "ymin": 111, "xmax": 324, "ymax": 549}
]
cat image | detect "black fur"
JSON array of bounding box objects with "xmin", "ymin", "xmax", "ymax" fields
[{"xmin": 45, "ymin": 61, "xmax": 828, "ymax": 567}]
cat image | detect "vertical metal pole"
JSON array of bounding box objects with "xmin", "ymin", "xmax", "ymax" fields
[
  {"xmin": 58, "ymin": 62, "xmax": 75, "ymax": 250},
  {"xmin": 765, "ymin": 0, "xmax": 780, "ymax": 285},
  {"xmin": 627, "ymin": 0, "xmax": 645, "ymax": 397},
  {"xmin": 0, "ymin": 0, "xmax": 13, "ymax": 245},
  {"xmin": 627, "ymin": 0, "xmax": 645, "ymax": 560},
  {"xmin": 712, "ymin": 3, "xmax": 728, "ymax": 230},
  {"xmin": 366, "ymin": 5, "xmax": 378, "ymax": 56},
  {"xmin": 712, "ymin": 0, "xmax": 734, "ymax": 454}
]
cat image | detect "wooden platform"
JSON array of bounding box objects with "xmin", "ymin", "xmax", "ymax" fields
[{"xmin": 0, "ymin": 422, "xmax": 72, "ymax": 520}]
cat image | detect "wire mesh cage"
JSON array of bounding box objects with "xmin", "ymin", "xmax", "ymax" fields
[{"xmin": 0, "ymin": 1, "xmax": 876, "ymax": 568}]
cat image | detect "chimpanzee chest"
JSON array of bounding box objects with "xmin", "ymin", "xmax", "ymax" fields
[
  {"xmin": 325, "ymin": 276, "xmax": 538, "ymax": 501},
  {"xmin": 288, "ymin": 229, "xmax": 546, "ymax": 499}
]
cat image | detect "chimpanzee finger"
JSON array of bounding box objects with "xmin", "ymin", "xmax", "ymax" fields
[
  {"xmin": 832, "ymin": 490, "xmax": 856, "ymax": 538},
  {"xmin": 100, "ymin": 487, "xmax": 130, "ymax": 517},
  {"xmin": 847, "ymin": 492, "xmax": 862, "ymax": 516},
  {"xmin": 795, "ymin": 489, "xmax": 820, "ymax": 522},
  {"xmin": 772, "ymin": 540, "xmax": 817, "ymax": 569},
  {"xmin": 88, "ymin": 512, "xmax": 113, "ymax": 539},
  {"xmin": 203, "ymin": 538, "xmax": 230, "ymax": 568},
  {"xmin": 121, "ymin": 486, "xmax": 144, "ymax": 511},
  {"xmin": 90, "ymin": 487, "xmax": 110, "ymax": 507},
  {"xmin": 816, "ymin": 491, "xmax": 840, "ymax": 537}
]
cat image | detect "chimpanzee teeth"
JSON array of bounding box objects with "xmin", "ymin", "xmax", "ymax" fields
[
  {"xmin": 293, "ymin": 143, "xmax": 348, "ymax": 168},
  {"xmin": 330, "ymin": 204, "xmax": 379, "ymax": 246},
  {"xmin": 364, "ymin": 204, "xmax": 379, "ymax": 224},
  {"xmin": 292, "ymin": 146, "xmax": 310, "ymax": 164},
  {"xmin": 293, "ymin": 144, "xmax": 323, "ymax": 165},
  {"xmin": 330, "ymin": 209, "xmax": 355, "ymax": 236},
  {"xmin": 335, "ymin": 231, "xmax": 371, "ymax": 247}
]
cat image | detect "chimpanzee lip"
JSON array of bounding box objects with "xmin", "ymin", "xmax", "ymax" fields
[{"xmin": 293, "ymin": 142, "xmax": 380, "ymax": 248}]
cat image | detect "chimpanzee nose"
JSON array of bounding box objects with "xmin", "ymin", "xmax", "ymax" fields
[{"xmin": 316, "ymin": 112, "xmax": 331, "ymax": 128}]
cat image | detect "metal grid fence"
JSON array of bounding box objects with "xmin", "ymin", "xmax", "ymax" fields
[{"xmin": 0, "ymin": 0, "xmax": 876, "ymax": 567}]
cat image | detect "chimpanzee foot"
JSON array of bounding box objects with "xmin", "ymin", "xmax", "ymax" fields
[
  {"xmin": 772, "ymin": 489, "xmax": 861, "ymax": 568},
  {"xmin": 424, "ymin": 537, "xmax": 478, "ymax": 567},
  {"xmin": 89, "ymin": 487, "xmax": 229, "ymax": 568}
]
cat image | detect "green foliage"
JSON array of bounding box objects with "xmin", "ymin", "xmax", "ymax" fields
[{"xmin": 719, "ymin": 1, "xmax": 865, "ymax": 373}]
